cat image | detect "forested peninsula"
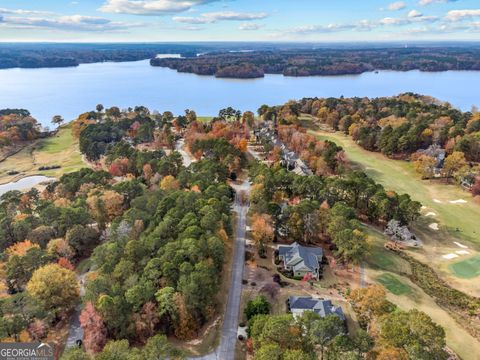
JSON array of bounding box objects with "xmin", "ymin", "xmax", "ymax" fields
[{"xmin": 151, "ymin": 47, "xmax": 480, "ymax": 78}]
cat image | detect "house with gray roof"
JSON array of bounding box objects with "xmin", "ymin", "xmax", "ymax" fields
[
  {"xmin": 277, "ymin": 242, "xmax": 324, "ymax": 279},
  {"xmin": 288, "ymin": 296, "xmax": 345, "ymax": 321}
]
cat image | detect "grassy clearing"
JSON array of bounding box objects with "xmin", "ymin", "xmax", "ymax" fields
[
  {"xmin": 197, "ymin": 116, "xmax": 214, "ymax": 123},
  {"xmin": 449, "ymin": 256, "xmax": 480, "ymax": 279},
  {"xmin": 0, "ymin": 123, "xmax": 85, "ymax": 184},
  {"xmin": 376, "ymin": 273, "xmax": 411, "ymax": 295}
]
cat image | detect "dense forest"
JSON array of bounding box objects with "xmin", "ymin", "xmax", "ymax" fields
[{"xmin": 151, "ymin": 46, "xmax": 480, "ymax": 78}]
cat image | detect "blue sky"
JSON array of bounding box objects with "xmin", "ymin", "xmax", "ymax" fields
[{"xmin": 0, "ymin": 0, "xmax": 479, "ymax": 42}]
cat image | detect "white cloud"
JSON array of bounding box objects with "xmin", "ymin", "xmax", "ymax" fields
[
  {"xmin": 380, "ymin": 14, "xmax": 437, "ymax": 25},
  {"xmin": 173, "ymin": 11, "xmax": 268, "ymax": 24},
  {"xmin": 283, "ymin": 13, "xmax": 439, "ymax": 36},
  {"xmin": 419, "ymin": 0, "xmax": 458, "ymax": 6},
  {"xmin": 239, "ymin": 23, "xmax": 263, "ymax": 31},
  {"xmin": 1, "ymin": 14, "xmax": 141, "ymax": 32},
  {"xmin": 0, "ymin": 8, "xmax": 54, "ymax": 16},
  {"xmin": 388, "ymin": 2, "xmax": 407, "ymax": 11},
  {"xmin": 445, "ymin": 9, "xmax": 480, "ymax": 21},
  {"xmin": 408, "ymin": 10, "xmax": 423, "ymax": 18},
  {"xmin": 99, "ymin": 0, "xmax": 217, "ymax": 15},
  {"xmin": 180, "ymin": 25, "xmax": 204, "ymax": 30},
  {"xmin": 173, "ymin": 16, "xmax": 211, "ymax": 24}
]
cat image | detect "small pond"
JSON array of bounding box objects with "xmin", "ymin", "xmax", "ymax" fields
[{"xmin": 0, "ymin": 176, "xmax": 53, "ymax": 196}]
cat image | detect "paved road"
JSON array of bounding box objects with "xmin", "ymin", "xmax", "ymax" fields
[
  {"xmin": 66, "ymin": 273, "xmax": 88, "ymax": 348},
  {"xmin": 191, "ymin": 180, "xmax": 250, "ymax": 360},
  {"xmin": 175, "ymin": 138, "xmax": 194, "ymax": 167}
]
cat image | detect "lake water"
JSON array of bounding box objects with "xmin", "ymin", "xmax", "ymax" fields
[
  {"xmin": 0, "ymin": 59, "xmax": 479, "ymax": 127},
  {"xmin": 0, "ymin": 176, "xmax": 52, "ymax": 196}
]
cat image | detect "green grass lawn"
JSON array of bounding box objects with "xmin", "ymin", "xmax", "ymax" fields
[
  {"xmin": 377, "ymin": 273, "xmax": 411, "ymax": 295},
  {"xmin": 449, "ymin": 256, "xmax": 480, "ymax": 279}
]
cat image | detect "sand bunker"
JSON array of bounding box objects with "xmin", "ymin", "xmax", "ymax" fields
[
  {"xmin": 443, "ymin": 253, "xmax": 459, "ymax": 259},
  {"xmin": 433, "ymin": 199, "xmax": 442, "ymax": 203},
  {"xmin": 450, "ymin": 199, "xmax": 467, "ymax": 204},
  {"xmin": 421, "ymin": 206, "xmax": 427, "ymax": 210},
  {"xmin": 454, "ymin": 242, "xmax": 468, "ymax": 249},
  {"xmin": 426, "ymin": 212, "xmax": 436, "ymax": 217},
  {"xmin": 429, "ymin": 223, "xmax": 439, "ymax": 230},
  {"xmin": 456, "ymin": 250, "xmax": 470, "ymax": 255}
]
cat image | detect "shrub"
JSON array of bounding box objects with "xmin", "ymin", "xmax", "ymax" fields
[{"xmin": 244, "ymin": 295, "xmax": 270, "ymax": 320}]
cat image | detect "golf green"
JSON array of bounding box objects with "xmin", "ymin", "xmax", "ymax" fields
[{"xmin": 449, "ymin": 256, "xmax": 480, "ymax": 279}]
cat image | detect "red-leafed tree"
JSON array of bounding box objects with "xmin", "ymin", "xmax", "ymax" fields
[
  {"xmin": 57, "ymin": 257, "xmax": 75, "ymax": 270},
  {"xmin": 80, "ymin": 302, "xmax": 107, "ymax": 354}
]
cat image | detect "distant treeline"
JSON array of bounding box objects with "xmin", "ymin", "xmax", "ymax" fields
[
  {"xmin": 151, "ymin": 47, "xmax": 480, "ymax": 78},
  {"xmin": 0, "ymin": 43, "xmax": 211, "ymax": 69}
]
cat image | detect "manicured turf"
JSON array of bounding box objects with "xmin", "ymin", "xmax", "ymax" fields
[
  {"xmin": 377, "ymin": 273, "xmax": 412, "ymax": 295},
  {"xmin": 449, "ymin": 256, "xmax": 480, "ymax": 279}
]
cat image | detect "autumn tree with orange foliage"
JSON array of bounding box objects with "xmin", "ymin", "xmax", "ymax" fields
[
  {"xmin": 251, "ymin": 213, "xmax": 274, "ymax": 254},
  {"xmin": 86, "ymin": 190, "xmax": 124, "ymax": 225},
  {"xmin": 57, "ymin": 257, "xmax": 74, "ymax": 270},
  {"xmin": 349, "ymin": 285, "xmax": 395, "ymax": 329},
  {"xmin": 6, "ymin": 240, "xmax": 39, "ymax": 257},
  {"xmin": 72, "ymin": 113, "xmax": 96, "ymax": 138}
]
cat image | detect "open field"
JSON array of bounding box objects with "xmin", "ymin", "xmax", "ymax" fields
[
  {"xmin": 0, "ymin": 123, "xmax": 85, "ymax": 184},
  {"xmin": 308, "ymin": 125, "xmax": 480, "ymax": 294}
]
